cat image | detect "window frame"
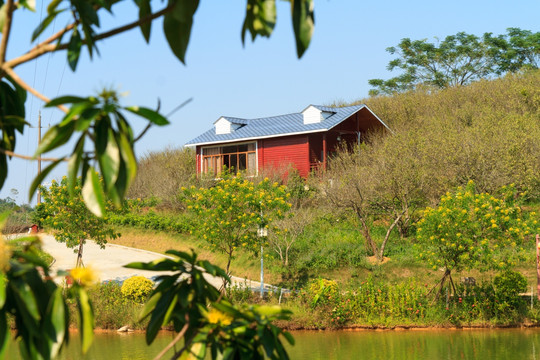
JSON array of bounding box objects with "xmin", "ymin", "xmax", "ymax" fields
[{"xmin": 201, "ymin": 141, "xmax": 257, "ymax": 177}]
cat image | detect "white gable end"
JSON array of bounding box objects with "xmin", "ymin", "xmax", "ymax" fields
[
  {"xmin": 215, "ymin": 117, "xmax": 232, "ymax": 134},
  {"xmin": 302, "ymin": 106, "xmax": 333, "ymax": 124}
]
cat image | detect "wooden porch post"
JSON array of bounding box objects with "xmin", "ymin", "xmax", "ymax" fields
[{"xmin": 322, "ymin": 133, "xmax": 327, "ymax": 171}]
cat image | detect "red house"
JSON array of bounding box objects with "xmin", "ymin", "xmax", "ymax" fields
[{"xmin": 185, "ymin": 104, "xmax": 389, "ymax": 178}]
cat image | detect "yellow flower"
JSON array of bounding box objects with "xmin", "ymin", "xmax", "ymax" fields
[
  {"xmin": 70, "ymin": 266, "xmax": 98, "ymax": 287},
  {"xmin": 207, "ymin": 308, "xmax": 233, "ymax": 326}
]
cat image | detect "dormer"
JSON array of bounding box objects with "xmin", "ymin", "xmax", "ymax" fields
[
  {"xmin": 214, "ymin": 117, "xmax": 243, "ymax": 135},
  {"xmin": 302, "ymin": 105, "xmax": 333, "ymax": 124}
]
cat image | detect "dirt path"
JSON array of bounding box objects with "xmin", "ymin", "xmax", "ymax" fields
[{"xmin": 40, "ymin": 234, "xmax": 277, "ymax": 292}]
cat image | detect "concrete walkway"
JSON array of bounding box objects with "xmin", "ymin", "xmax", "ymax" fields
[{"xmin": 40, "ymin": 234, "xmax": 278, "ymax": 293}]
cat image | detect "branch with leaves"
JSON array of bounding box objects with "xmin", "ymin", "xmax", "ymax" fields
[
  {"xmin": 126, "ymin": 250, "xmax": 294, "ymax": 360},
  {"xmin": 0, "ymin": 1, "xmax": 317, "ymax": 358},
  {"xmin": 0, "ymin": 0, "xmax": 315, "ymax": 215}
]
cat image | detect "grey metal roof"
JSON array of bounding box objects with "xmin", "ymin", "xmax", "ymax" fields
[{"xmin": 185, "ymin": 104, "xmax": 374, "ymax": 147}]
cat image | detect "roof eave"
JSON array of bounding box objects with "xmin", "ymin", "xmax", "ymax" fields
[{"xmin": 184, "ymin": 128, "xmax": 329, "ymax": 148}]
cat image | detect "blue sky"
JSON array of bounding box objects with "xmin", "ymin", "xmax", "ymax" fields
[{"xmin": 2, "ymin": 0, "xmax": 540, "ymax": 203}]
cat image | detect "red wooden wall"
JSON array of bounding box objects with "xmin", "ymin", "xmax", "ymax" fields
[{"xmin": 258, "ymin": 135, "xmax": 310, "ymax": 178}]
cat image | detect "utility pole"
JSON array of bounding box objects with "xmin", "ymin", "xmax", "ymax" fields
[
  {"xmin": 536, "ymin": 234, "xmax": 540, "ymax": 301},
  {"xmin": 37, "ymin": 111, "xmax": 42, "ymax": 205},
  {"xmin": 258, "ymin": 204, "xmax": 268, "ymax": 299}
]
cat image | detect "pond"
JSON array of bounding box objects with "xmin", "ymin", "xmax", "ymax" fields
[{"xmin": 6, "ymin": 328, "xmax": 540, "ymax": 359}]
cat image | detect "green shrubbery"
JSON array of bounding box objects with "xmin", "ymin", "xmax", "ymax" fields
[
  {"xmin": 108, "ymin": 211, "xmax": 192, "ymax": 233},
  {"xmin": 82, "ymin": 281, "xmax": 147, "ymax": 329},
  {"xmin": 289, "ymin": 273, "xmax": 535, "ymax": 329}
]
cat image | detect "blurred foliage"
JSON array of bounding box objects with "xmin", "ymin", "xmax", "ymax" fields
[
  {"xmin": 0, "ymin": 197, "xmax": 33, "ymax": 234},
  {"xmin": 0, "ymin": 227, "xmax": 95, "ymax": 359},
  {"xmin": 126, "ymin": 250, "xmax": 294, "ymax": 359}
]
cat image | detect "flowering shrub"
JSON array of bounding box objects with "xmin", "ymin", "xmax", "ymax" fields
[
  {"xmin": 121, "ymin": 276, "xmax": 154, "ymax": 303},
  {"xmin": 33, "ymin": 176, "xmax": 119, "ymax": 266},
  {"xmin": 181, "ymin": 173, "xmax": 291, "ymax": 274},
  {"xmin": 417, "ymin": 181, "xmax": 536, "ymax": 280}
]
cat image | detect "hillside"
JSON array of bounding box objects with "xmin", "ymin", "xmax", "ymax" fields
[{"xmin": 111, "ymin": 71, "xmax": 540, "ymax": 291}]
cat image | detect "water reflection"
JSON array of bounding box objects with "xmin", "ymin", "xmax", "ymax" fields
[
  {"xmin": 6, "ymin": 328, "xmax": 540, "ymax": 359},
  {"xmin": 288, "ymin": 329, "xmax": 540, "ymax": 360}
]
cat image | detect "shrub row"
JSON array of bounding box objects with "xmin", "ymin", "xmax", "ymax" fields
[{"xmin": 107, "ymin": 211, "xmax": 192, "ymax": 233}]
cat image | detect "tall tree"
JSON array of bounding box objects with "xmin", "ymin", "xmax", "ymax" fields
[
  {"xmin": 34, "ymin": 176, "xmax": 118, "ymax": 268},
  {"xmin": 369, "ymin": 29, "xmax": 539, "ymax": 96},
  {"xmin": 485, "ymin": 28, "xmax": 540, "ymax": 74}
]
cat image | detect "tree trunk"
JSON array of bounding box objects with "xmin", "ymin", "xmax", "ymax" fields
[
  {"xmin": 379, "ymin": 211, "xmax": 406, "ymax": 260},
  {"xmin": 76, "ymin": 238, "xmax": 84, "ymax": 268},
  {"xmin": 222, "ymin": 251, "xmax": 233, "ymax": 292},
  {"xmin": 428, "ymin": 268, "xmax": 452, "ymax": 301},
  {"xmin": 359, "ymin": 216, "xmax": 379, "ymax": 260}
]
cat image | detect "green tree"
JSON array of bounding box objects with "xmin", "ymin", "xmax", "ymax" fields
[
  {"xmin": 416, "ymin": 181, "xmax": 537, "ymax": 297},
  {"xmin": 368, "ymin": 29, "xmax": 539, "ymax": 96},
  {"xmin": 34, "ymin": 176, "xmax": 118, "ymax": 268},
  {"xmin": 182, "ymin": 174, "xmax": 291, "ymax": 277},
  {"xmin": 484, "ymin": 28, "xmax": 540, "ymax": 74},
  {"xmin": 369, "ymin": 32, "xmax": 494, "ymax": 95}
]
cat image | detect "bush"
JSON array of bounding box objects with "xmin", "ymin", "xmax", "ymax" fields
[
  {"xmin": 121, "ymin": 276, "xmax": 154, "ymax": 303},
  {"xmin": 493, "ymin": 270, "xmax": 528, "ymax": 312},
  {"xmin": 81, "ymin": 281, "xmax": 147, "ymax": 329}
]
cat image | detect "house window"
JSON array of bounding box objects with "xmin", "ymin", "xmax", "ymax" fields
[{"xmin": 202, "ymin": 143, "xmax": 256, "ymax": 176}]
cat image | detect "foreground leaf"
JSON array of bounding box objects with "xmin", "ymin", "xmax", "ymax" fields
[{"xmin": 81, "ymin": 166, "xmax": 106, "ymax": 217}]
